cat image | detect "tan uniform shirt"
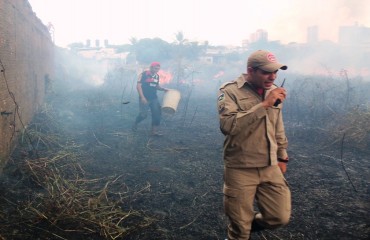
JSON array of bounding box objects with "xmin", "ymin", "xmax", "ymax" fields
[{"xmin": 218, "ymin": 74, "xmax": 288, "ymax": 168}]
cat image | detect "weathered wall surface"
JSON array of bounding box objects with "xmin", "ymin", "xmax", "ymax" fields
[{"xmin": 0, "ymin": 0, "xmax": 54, "ymax": 173}]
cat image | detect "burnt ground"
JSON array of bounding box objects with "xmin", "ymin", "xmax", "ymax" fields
[{"xmin": 0, "ymin": 86, "xmax": 369, "ymax": 240}]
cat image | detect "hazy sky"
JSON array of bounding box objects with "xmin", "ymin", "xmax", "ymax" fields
[{"xmin": 29, "ymin": 0, "xmax": 370, "ymax": 47}]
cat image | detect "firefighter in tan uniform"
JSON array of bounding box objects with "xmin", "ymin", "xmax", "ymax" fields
[{"xmin": 218, "ymin": 50, "xmax": 291, "ymax": 240}]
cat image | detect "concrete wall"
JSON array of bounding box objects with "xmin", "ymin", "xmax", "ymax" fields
[{"xmin": 0, "ymin": 0, "xmax": 54, "ymax": 173}]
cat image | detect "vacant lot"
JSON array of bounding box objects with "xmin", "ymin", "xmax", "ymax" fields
[{"xmin": 1, "ymin": 85, "xmax": 369, "ymax": 240}]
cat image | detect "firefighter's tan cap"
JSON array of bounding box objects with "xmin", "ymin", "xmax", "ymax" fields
[{"xmin": 247, "ymin": 50, "xmax": 287, "ymax": 72}]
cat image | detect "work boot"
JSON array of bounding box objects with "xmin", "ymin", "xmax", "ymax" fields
[
  {"xmin": 251, "ymin": 219, "xmax": 264, "ymax": 232},
  {"xmin": 251, "ymin": 213, "xmax": 265, "ymax": 232},
  {"xmin": 151, "ymin": 126, "xmax": 163, "ymax": 136}
]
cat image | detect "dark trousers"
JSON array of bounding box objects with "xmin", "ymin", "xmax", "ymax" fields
[{"xmin": 135, "ymin": 98, "xmax": 162, "ymax": 126}]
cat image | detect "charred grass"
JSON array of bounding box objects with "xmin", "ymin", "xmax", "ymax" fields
[{"xmin": 0, "ymin": 87, "xmax": 369, "ymax": 240}]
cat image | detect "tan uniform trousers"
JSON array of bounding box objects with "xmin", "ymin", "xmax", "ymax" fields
[{"xmin": 223, "ymin": 166, "xmax": 291, "ymax": 240}]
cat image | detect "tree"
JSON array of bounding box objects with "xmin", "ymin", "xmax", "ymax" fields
[
  {"xmin": 67, "ymin": 42, "xmax": 84, "ymax": 51},
  {"xmin": 174, "ymin": 31, "xmax": 188, "ymax": 45},
  {"xmin": 134, "ymin": 38, "xmax": 171, "ymax": 64}
]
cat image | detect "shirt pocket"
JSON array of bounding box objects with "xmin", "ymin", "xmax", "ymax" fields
[
  {"xmin": 237, "ymin": 97, "xmax": 258, "ymax": 111},
  {"xmin": 223, "ymin": 186, "xmax": 241, "ymax": 214},
  {"xmin": 223, "ymin": 185, "xmax": 239, "ymax": 198}
]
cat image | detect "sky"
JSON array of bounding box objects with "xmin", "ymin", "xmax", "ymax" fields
[{"xmin": 28, "ymin": 0, "xmax": 370, "ymax": 48}]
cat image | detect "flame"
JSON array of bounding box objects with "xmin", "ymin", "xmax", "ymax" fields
[{"xmin": 158, "ymin": 70, "xmax": 173, "ymax": 85}]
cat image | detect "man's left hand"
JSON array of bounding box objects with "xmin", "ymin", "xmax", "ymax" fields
[
  {"xmin": 278, "ymin": 162, "xmax": 287, "ymax": 174},
  {"xmin": 278, "ymin": 158, "xmax": 289, "ymax": 174}
]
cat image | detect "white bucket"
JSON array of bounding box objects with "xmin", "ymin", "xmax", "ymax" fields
[{"xmin": 162, "ymin": 89, "xmax": 181, "ymax": 114}]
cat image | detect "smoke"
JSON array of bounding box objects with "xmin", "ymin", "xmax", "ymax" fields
[
  {"xmin": 269, "ymin": 0, "xmax": 370, "ymax": 43},
  {"xmin": 28, "ymin": 0, "xmax": 370, "ymax": 47},
  {"xmin": 55, "ymin": 48, "xmax": 109, "ymax": 90}
]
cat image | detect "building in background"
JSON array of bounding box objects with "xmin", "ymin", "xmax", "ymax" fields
[
  {"xmin": 250, "ymin": 29, "xmax": 268, "ymax": 43},
  {"xmin": 339, "ymin": 23, "xmax": 370, "ymax": 50},
  {"xmin": 307, "ymin": 25, "xmax": 319, "ymax": 44}
]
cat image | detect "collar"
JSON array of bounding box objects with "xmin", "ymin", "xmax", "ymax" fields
[
  {"xmin": 236, "ymin": 74, "xmax": 248, "ymax": 89},
  {"xmin": 236, "ymin": 74, "xmax": 266, "ymax": 96}
]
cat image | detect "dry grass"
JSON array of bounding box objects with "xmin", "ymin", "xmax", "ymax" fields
[
  {"xmin": 327, "ymin": 104, "xmax": 370, "ymax": 148},
  {"xmin": 0, "ymin": 105, "xmax": 156, "ymax": 239},
  {"xmin": 20, "ymin": 146, "xmax": 154, "ymax": 239}
]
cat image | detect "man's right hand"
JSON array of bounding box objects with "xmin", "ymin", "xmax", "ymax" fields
[{"xmin": 262, "ymin": 88, "xmax": 286, "ymax": 108}]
